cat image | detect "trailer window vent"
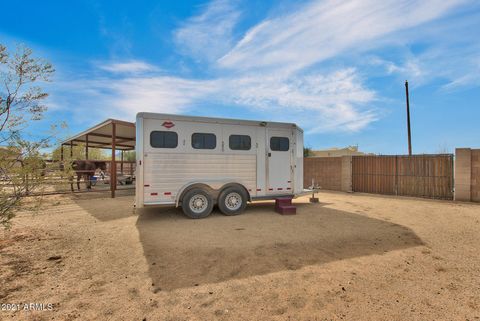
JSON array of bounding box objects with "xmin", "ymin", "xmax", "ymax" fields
[
  {"xmin": 270, "ymin": 137, "xmax": 289, "ymax": 151},
  {"xmin": 150, "ymin": 131, "xmax": 178, "ymax": 148},
  {"xmin": 229, "ymin": 135, "xmax": 251, "ymax": 150},
  {"xmin": 192, "ymin": 133, "xmax": 216, "ymax": 149}
]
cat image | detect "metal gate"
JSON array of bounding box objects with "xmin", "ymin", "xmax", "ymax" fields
[{"xmin": 352, "ymin": 154, "xmax": 454, "ymax": 199}]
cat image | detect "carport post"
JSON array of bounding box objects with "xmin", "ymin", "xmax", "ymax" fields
[
  {"xmin": 120, "ymin": 150, "xmax": 124, "ymax": 175},
  {"xmin": 111, "ymin": 122, "xmax": 117, "ymax": 198},
  {"xmin": 70, "ymin": 141, "xmax": 73, "ymax": 158},
  {"xmin": 130, "ymin": 156, "xmax": 134, "ymax": 176},
  {"xmin": 60, "ymin": 145, "xmax": 64, "ymax": 161},
  {"xmin": 85, "ymin": 134, "xmax": 89, "ymax": 160}
]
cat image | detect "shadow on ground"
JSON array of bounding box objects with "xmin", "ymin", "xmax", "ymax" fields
[
  {"xmin": 136, "ymin": 200, "xmax": 423, "ymax": 291},
  {"xmin": 69, "ymin": 189, "xmax": 136, "ymax": 221}
]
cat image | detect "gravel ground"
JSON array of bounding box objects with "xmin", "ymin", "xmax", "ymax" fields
[{"xmin": 1, "ymin": 190, "xmax": 479, "ymax": 321}]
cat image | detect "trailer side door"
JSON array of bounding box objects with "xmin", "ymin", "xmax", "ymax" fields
[{"xmin": 266, "ymin": 128, "xmax": 293, "ymax": 194}]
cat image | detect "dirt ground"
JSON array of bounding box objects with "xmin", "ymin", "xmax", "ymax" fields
[{"xmin": 1, "ymin": 190, "xmax": 479, "ymax": 321}]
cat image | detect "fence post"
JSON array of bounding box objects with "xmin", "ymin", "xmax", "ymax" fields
[
  {"xmin": 451, "ymin": 154, "xmax": 454, "ymax": 197},
  {"xmin": 454, "ymin": 148, "xmax": 471, "ymax": 201},
  {"xmin": 395, "ymin": 155, "xmax": 398, "ymax": 195}
]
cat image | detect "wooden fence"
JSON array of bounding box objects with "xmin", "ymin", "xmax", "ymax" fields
[
  {"xmin": 105, "ymin": 161, "xmax": 136, "ymax": 176},
  {"xmin": 304, "ymin": 157, "xmax": 343, "ymax": 190},
  {"xmin": 23, "ymin": 160, "xmax": 137, "ymax": 196},
  {"xmin": 351, "ymin": 155, "xmax": 454, "ymax": 199}
]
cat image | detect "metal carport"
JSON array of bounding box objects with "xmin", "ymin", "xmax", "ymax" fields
[{"xmin": 59, "ymin": 119, "xmax": 135, "ymax": 198}]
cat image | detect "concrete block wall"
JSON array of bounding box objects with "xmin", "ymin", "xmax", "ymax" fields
[
  {"xmin": 454, "ymin": 148, "xmax": 480, "ymax": 202},
  {"xmin": 454, "ymin": 148, "xmax": 472, "ymax": 201},
  {"xmin": 471, "ymin": 150, "xmax": 480, "ymax": 202}
]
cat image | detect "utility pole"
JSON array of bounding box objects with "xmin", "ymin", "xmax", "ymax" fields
[{"xmin": 405, "ymin": 80, "xmax": 412, "ymax": 156}]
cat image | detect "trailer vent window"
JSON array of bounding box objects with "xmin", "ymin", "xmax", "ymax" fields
[
  {"xmin": 229, "ymin": 135, "xmax": 251, "ymax": 150},
  {"xmin": 150, "ymin": 131, "xmax": 178, "ymax": 148},
  {"xmin": 270, "ymin": 137, "xmax": 289, "ymax": 151},
  {"xmin": 192, "ymin": 133, "xmax": 216, "ymax": 149}
]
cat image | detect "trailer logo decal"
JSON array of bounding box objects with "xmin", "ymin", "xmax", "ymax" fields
[{"xmin": 162, "ymin": 121, "xmax": 175, "ymax": 129}]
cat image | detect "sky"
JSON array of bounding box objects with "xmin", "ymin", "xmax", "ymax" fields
[{"xmin": 1, "ymin": 0, "xmax": 479, "ymax": 154}]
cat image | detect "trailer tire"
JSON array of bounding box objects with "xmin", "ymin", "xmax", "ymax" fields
[
  {"xmin": 181, "ymin": 188, "xmax": 214, "ymax": 219},
  {"xmin": 218, "ymin": 186, "xmax": 248, "ymax": 216}
]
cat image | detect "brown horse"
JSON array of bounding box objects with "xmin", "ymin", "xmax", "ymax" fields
[{"xmin": 70, "ymin": 160, "xmax": 107, "ymax": 191}]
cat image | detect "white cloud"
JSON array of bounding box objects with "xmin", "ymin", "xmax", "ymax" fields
[
  {"xmin": 219, "ymin": 68, "xmax": 377, "ymax": 132},
  {"xmin": 173, "ymin": 0, "xmax": 241, "ymax": 62},
  {"xmin": 51, "ymin": 0, "xmax": 477, "ymax": 133},
  {"xmin": 363, "ymin": 5, "xmax": 480, "ymax": 89},
  {"xmin": 51, "ymin": 66, "xmax": 375, "ymax": 133},
  {"xmin": 48, "ymin": 75, "xmax": 217, "ymax": 121},
  {"xmin": 442, "ymin": 73, "xmax": 479, "ymax": 90},
  {"xmin": 441, "ymin": 55, "xmax": 480, "ymax": 90},
  {"xmin": 369, "ymin": 57, "xmax": 425, "ymax": 84},
  {"xmin": 102, "ymin": 76, "xmax": 217, "ymax": 116},
  {"xmin": 98, "ymin": 60, "xmax": 158, "ymax": 73},
  {"xmin": 218, "ymin": 0, "xmax": 467, "ymax": 73}
]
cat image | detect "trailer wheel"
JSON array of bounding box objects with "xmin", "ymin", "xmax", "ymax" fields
[
  {"xmin": 218, "ymin": 187, "xmax": 248, "ymax": 216},
  {"xmin": 182, "ymin": 188, "xmax": 214, "ymax": 219}
]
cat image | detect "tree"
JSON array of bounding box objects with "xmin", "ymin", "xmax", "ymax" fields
[
  {"xmin": 436, "ymin": 143, "xmax": 451, "ymax": 155},
  {"xmin": 304, "ymin": 146, "xmax": 314, "ymax": 157},
  {"xmin": 123, "ymin": 150, "xmax": 136, "ymax": 162},
  {"xmin": 0, "ymin": 43, "xmax": 54, "ymax": 228}
]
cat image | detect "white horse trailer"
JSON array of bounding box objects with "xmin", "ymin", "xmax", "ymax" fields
[{"xmin": 135, "ymin": 113, "xmax": 304, "ymax": 218}]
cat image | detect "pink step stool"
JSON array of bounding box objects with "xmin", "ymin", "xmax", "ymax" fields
[{"xmin": 275, "ymin": 197, "xmax": 296, "ymax": 215}]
